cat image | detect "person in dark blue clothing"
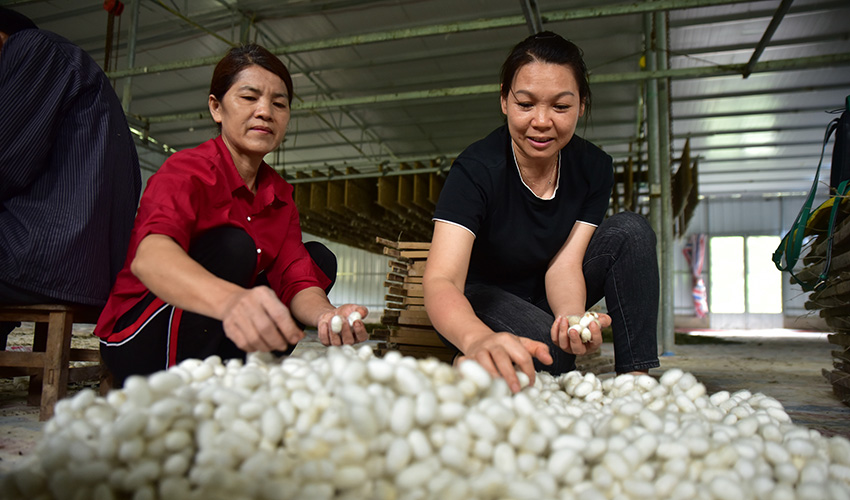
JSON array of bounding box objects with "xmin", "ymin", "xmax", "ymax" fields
[{"xmin": 0, "ymin": 8, "xmax": 141, "ymax": 346}]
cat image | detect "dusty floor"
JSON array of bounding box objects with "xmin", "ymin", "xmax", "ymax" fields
[{"xmin": 0, "ymin": 327, "xmax": 847, "ymax": 476}]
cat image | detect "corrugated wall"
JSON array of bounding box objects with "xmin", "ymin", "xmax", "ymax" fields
[
  {"xmin": 303, "ymin": 233, "xmax": 391, "ymax": 325},
  {"xmin": 675, "ymin": 194, "xmax": 828, "ymax": 327}
]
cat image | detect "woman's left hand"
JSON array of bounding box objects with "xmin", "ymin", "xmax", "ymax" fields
[
  {"xmin": 316, "ymin": 304, "xmax": 370, "ymax": 346},
  {"xmin": 550, "ymin": 312, "xmax": 611, "ymax": 355}
]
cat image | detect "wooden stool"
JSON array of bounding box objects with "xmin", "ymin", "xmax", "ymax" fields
[{"xmin": 0, "ymin": 304, "xmax": 112, "ymax": 420}]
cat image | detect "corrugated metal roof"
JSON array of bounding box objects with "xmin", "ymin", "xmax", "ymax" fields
[{"xmin": 7, "ymin": 0, "xmax": 850, "ymax": 247}]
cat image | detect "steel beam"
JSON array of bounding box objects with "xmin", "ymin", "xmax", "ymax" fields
[
  {"xmin": 105, "ymin": 0, "xmax": 752, "ymax": 79},
  {"xmin": 743, "ymin": 0, "xmax": 795, "ymax": 78},
  {"xmin": 121, "ymin": 0, "xmax": 141, "ymax": 112}
]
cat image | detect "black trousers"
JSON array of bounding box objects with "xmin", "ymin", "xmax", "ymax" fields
[{"xmin": 100, "ymin": 227, "xmax": 336, "ymax": 387}]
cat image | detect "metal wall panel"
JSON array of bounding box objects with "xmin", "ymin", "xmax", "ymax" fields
[
  {"xmin": 674, "ymin": 195, "xmax": 827, "ymax": 325},
  {"xmin": 303, "ymin": 233, "xmax": 390, "ymax": 324}
]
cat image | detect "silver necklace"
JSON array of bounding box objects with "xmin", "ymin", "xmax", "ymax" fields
[{"xmin": 512, "ymin": 146, "xmax": 560, "ymax": 187}]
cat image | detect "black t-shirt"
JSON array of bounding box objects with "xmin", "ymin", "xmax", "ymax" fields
[{"xmin": 433, "ymin": 125, "xmax": 613, "ymax": 302}]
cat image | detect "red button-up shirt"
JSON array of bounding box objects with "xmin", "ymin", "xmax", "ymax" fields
[{"xmin": 95, "ymin": 136, "xmax": 330, "ymax": 342}]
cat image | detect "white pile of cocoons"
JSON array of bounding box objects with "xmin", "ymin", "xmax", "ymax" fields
[{"xmin": 2, "ymin": 345, "xmax": 850, "ymax": 500}]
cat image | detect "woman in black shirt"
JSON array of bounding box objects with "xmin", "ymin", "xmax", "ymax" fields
[{"xmin": 424, "ymin": 32, "xmax": 660, "ymax": 392}]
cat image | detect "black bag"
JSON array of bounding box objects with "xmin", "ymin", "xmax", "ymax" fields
[{"xmin": 831, "ymin": 96, "xmax": 850, "ymax": 189}]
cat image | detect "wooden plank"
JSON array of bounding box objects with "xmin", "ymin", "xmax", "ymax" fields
[
  {"xmin": 399, "ymin": 310, "xmax": 430, "ymax": 320},
  {"xmin": 0, "ymin": 351, "xmax": 46, "ymax": 368},
  {"xmin": 408, "ymin": 260, "xmax": 427, "ymax": 277},
  {"xmin": 406, "ymin": 276, "xmax": 423, "ymax": 284},
  {"xmin": 828, "ymin": 333, "xmax": 850, "ymax": 347},
  {"xmin": 309, "ymin": 171, "xmax": 329, "ymax": 212},
  {"xmin": 376, "ymin": 236, "xmax": 399, "ymax": 249},
  {"xmin": 382, "ymin": 247, "xmax": 402, "ymax": 259},
  {"xmin": 387, "ymin": 272, "xmax": 406, "ymax": 283},
  {"xmin": 832, "ymin": 350, "xmax": 850, "ymax": 364},
  {"xmin": 377, "ymin": 175, "xmax": 400, "ymax": 211},
  {"xmin": 397, "ymin": 164, "xmax": 415, "ymax": 210},
  {"xmin": 397, "ymin": 241, "xmax": 431, "ymax": 250},
  {"xmin": 428, "ymin": 172, "xmax": 444, "ymax": 206},
  {"xmin": 399, "ymin": 310, "xmax": 433, "ymax": 327},
  {"xmin": 385, "ymin": 294, "xmax": 404, "ymax": 303},
  {"xmin": 413, "ymin": 171, "xmax": 433, "ymax": 212},
  {"xmin": 825, "ymin": 315, "xmax": 850, "ymax": 331},
  {"xmin": 400, "ymin": 250, "xmax": 430, "ymax": 259},
  {"xmin": 388, "ymin": 345, "xmax": 455, "ymax": 363},
  {"xmin": 387, "ymin": 286, "xmax": 407, "ymax": 297},
  {"xmin": 389, "ymin": 327, "xmax": 444, "ymax": 347},
  {"xmin": 345, "ymin": 169, "xmax": 384, "ymax": 221},
  {"xmin": 403, "ymin": 296, "xmax": 425, "ymax": 306},
  {"xmin": 821, "ymin": 304, "xmax": 850, "ymax": 318}
]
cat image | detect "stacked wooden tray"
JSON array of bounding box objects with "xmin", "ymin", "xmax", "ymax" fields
[
  {"xmin": 805, "ymin": 205, "xmax": 850, "ymax": 405},
  {"xmin": 371, "ymin": 238, "xmax": 455, "ymax": 363},
  {"xmin": 371, "ymin": 238, "xmax": 614, "ymax": 374}
]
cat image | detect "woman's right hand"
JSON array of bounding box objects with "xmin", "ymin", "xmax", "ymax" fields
[
  {"xmin": 220, "ymin": 286, "xmax": 304, "ymax": 352},
  {"xmin": 460, "ymin": 332, "xmax": 553, "ymax": 393}
]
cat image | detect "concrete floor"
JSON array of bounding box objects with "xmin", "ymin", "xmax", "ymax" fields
[{"xmin": 0, "ymin": 329, "xmax": 847, "ymax": 476}]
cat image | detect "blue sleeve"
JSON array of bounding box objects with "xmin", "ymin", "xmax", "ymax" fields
[{"xmin": 0, "ymin": 31, "xmax": 76, "ymax": 201}]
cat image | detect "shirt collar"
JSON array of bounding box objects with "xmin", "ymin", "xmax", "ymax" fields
[{"xmin": 213, "ymin": 135, "xmax": 284, "ymax": 205}]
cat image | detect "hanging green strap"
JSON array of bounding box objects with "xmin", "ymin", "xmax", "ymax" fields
[
  {"xmin": 818, "ymin": 178, "xmax": 850, "ymax": 290},
  {"xmin": 772, "ymin": 117, "xmax": 841, "ymax": 291}
]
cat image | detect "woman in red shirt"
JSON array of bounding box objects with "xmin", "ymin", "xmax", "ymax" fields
[{"xmin": 96, "ymin": 44, "xmax": 368, "ymax": 386}]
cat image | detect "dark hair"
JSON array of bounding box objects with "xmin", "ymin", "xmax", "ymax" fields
[
  {"xmin": 0, "ymin": 7, "xmax": 38, "ymax": 35},
  {"xmin": 209, "ymin": 43, "xmax": 293, "ymax": 104},
  {"xmin": 500, "ymin": 31, "xmax": 591, "ymax": 116}
]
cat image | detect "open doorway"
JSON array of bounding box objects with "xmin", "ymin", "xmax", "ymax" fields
[{"xmin": 709, "ymin": 235, "xmax": 783, "ymax": 329}]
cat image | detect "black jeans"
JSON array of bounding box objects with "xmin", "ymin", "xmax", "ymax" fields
[
  {"xmin": 462, "ymin": 212, "xmax": 660, "ymax": 375},
  {"xmin": 100, "ymin": 227, "xmax": 336, "ymax": 386}
]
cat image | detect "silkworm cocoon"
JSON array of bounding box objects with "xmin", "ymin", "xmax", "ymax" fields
[
  {"xmin": 675, "ymin": 394, "xmax": 697, "ymax": 412},
  {"xmin": 512, "ymin": 392, "xmax": 537, "ymax": 417},
  {"xmin": 659, "ymin": 368, "xmax": 684, "ymax": 387},
  {"xmin": 163, "ymin": 429, "xmax": 192, "ymax": 452},
  {"xmin": 465, "ymin": 409, "xmax": 499, "ymax": 442},
  {"xmin": 330, "ymin": 315, "xmax": 344, "ymax": 334},
  {"xmin": 439, "ymin": 444, "xmax": 467, "ymax": 470},
  {"xmin": 333, "ymin": 465, "xmax": 367, "ymax": 490},
  {"xmin": 775, "ymin": 462, "xmax": 799, "ymax": 484},
  {"xmin": 580, "ymin": 328, "xmax": 592, "ymax": 342},
  {"xmin": 394, "ymin": 365, "xmax": 424, "ymax": 396},
  {"xmin": 493, "ymin": 442, "xmax": 517, "ymax": 474},
  {"xmin": 459, "ymin": 360, "xmax": 492, "ymax": 390},
  {"xmin": 573, "ymin": 381, "xmax": 594, "ymax": 398},
  {"xmin": 407, "ymin": 429, "xmax": 433, "ymax": 460},
  {"xmin": 147, "ymin": 371, "xmax": 184, "ymax": 395},
  {"xmin": 515, "ymin": 370, "xmax": 531, "ymax": 390},
  {"xmin": 347, "ymin": 311, "xmax": 362, "ymax": 326},
  {"xmin": 830, "ymin": 437, "xmax": 850, "ymax": 465},
  {"xmin": 366, "ymin": 357, "xmax": 394, "ymax": 383},
  {"xmin": 601, "ymin": 452, "xmax": 632, "ymax": 479},
  {"xmin": 395, "ymin": 461, "xmax": 434, "ymax": 491}
]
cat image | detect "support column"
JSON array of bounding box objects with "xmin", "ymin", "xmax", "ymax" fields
[
  {"xmin": 122, "ymin": 0, "xmax": 140, "ymax": 112},
  {"xmin": 656, "ymin": 11, "xmax": 675, "ymax": 356},
  {"xmin": 644, "ymin": 14, "xmax": 664, "ymax": 354}
]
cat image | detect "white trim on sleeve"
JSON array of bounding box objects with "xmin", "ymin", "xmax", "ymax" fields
[{"xmin": 432, "ymin": 218, "xmax": 477, "ymax": 238}]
